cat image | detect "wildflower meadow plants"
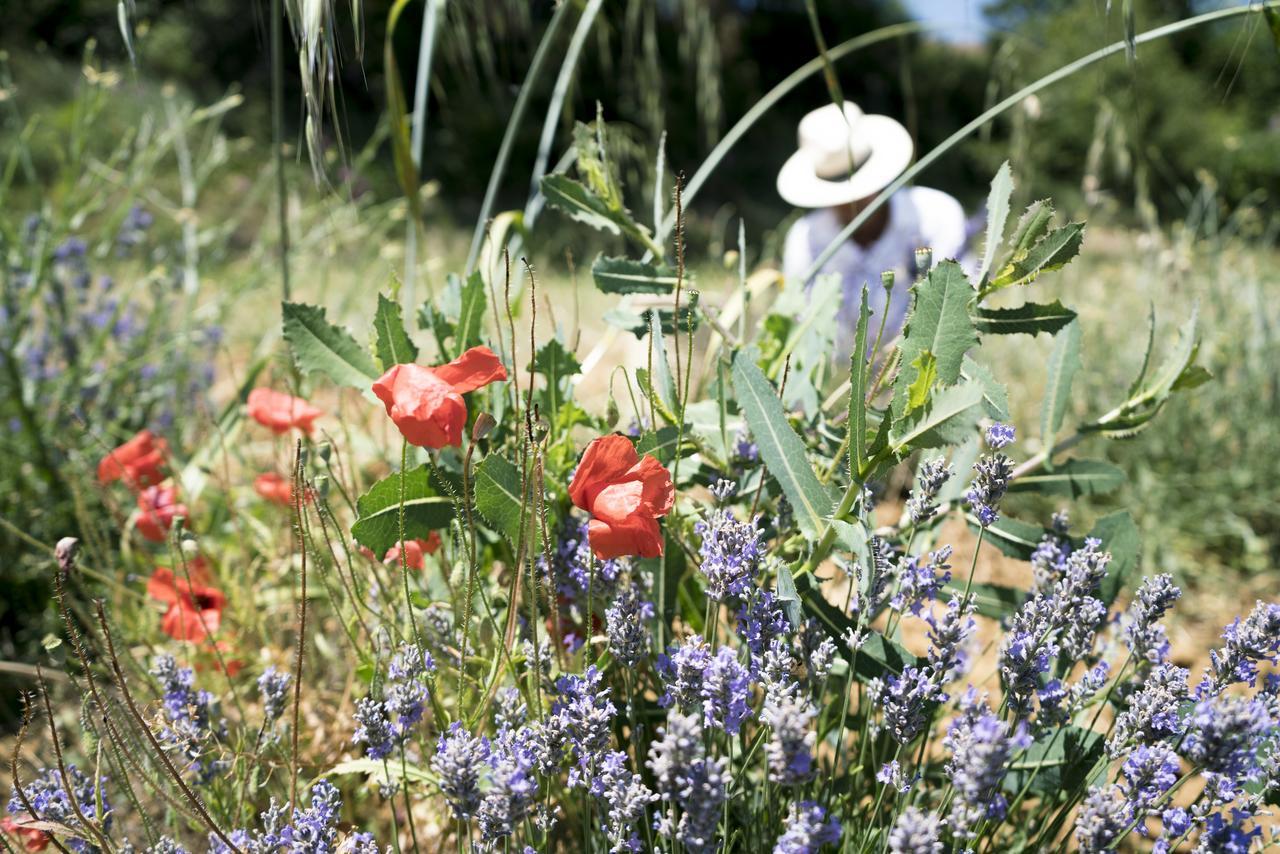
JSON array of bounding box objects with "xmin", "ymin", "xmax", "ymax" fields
[{"xmin": 9, "ymin": 4, "xmax": 1280, "ymax": 853}]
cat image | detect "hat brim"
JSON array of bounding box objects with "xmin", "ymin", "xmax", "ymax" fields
[{"xmin": 776, "ymin": 114, "xmax": 914, "ymax": 209}]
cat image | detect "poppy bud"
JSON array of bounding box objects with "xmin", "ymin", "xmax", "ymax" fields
[{"xmin": 472, "ymin": 412, "xmax": 497, "ymax": 441}]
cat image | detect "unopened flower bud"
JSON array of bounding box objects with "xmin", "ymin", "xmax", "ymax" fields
[
  {"xmin": 914, "ymin": 247, "xmax": 932, "ymax": 275},
  {"xmin": 881, "ymin": 270, "xmax": 895, "ymax": 292},
  {"xmin": 316, "ymin": 442, "xmax": 332, "ymax": 462},
  {"xmin": 471, "ymin": 412, "xmax": 497, "ymax": 441}
]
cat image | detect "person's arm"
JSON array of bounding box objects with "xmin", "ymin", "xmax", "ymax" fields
[{"xmin": 781, "ymin": 216, "xmax": 811, "ymax": 283}]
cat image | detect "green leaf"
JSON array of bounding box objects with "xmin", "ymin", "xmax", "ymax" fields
[
  {"xmin": 532, "ymin": 338, "xmax": 581, "ymax": 422},
  {"xmin": 540, "ymin": 174, "xmax": 658, "ymax": 255},
  {"xmin": 940, "ymin": 581, "xmax": 1025, "ymax": 620},
  {"xmin": 775, "ymin": 563, "xmax": 804, "ymax": 628},
  {"xmin": 792, "ymin": 570, "xmax": 917, "ymax": 683},
  {"xmin": 1008, "ymin": 199, "xmax": 1055, "ymax": 258},
  {"xmin": 970, "ymin": 515, "xmax": 1050, "ymax": 561},
  {"xmin": 974, "ymin": 301, "xmax": 1077, "ymax": 336},
  {"xmin": 977, "ymin": 160, "xmax": 1013, "ymax": 285},
  {"xmin": 1265, "ymin": 6, "xmax": 1280, "ymax": 55},
  {"xmin": 474, "ymin": 454, "xmax": 527, "ymax": 549},
  {"xmin": 731, "ymin": 353, "xmax": 835, "ymax": 539},
  {"xmin": 591, "ymin": 255, "xmax": 680, "ymax": 295},
  {"xmin": 905, "ymin": 351, "xmax": 937, "ymax": 415},
  {"xmin": 990, "ymin": 222, "xmax": 1085, "ymax": 291},
  {"xmin": 1003, "ymin": 726, "xmax": 1104, "ymax": 796},
  {"xmin": 1041, "ymin": 318, "xmax": 1082, "ymax": 463},
  {"xmin": 374, "ymin": 293, "xmax": 418, "ymax": 369},
  {"xmin": 351, "ymin": 465, "xmax": 455, "ymax": 555},
  {"xmin": 890, "ymin": 380, "xmax": 985, "ymax": 452},
  {"xmin": 897, "ymin": 260, "xmax": 978, "ymax": 398},
  {"xmin": 455, "ymin": 271, "xmax": 488, "ymax": 354},
  {"xmin": 961, "ymin": 356, "xmax": 1010, "ymax": 421},
  {"xmin": 849, "ymin": 286, "xmax": 871, "ymax": 475},
  {"xmin": 645, "ymin": 313, "xmax": 679, "ymax": 420},
  {"xmin": 636, "ymin": 426, "xmax": 681, "ymax": 466},
  {"xmin": 1091, "ymin": 510, "xmax": 1140, "ymax": 606},
  {"xmin": 1008, "ymin": 459, "xmax": 1125, "ymax": 498},
  {"xmin": 283, "ymin": 302, "xmax": 380, "ymax": 394}
]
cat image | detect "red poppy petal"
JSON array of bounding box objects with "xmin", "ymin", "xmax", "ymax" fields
[
  {"xmin": 633, "ymin": 454, "xmax": 675, "ymax": 516},
  {"xmin": 569, "ymin": 434, "xmax": 640, "ymax": 511},
  {"xmin": 431, "ymin": 346, "xmax": 508, "ymax": 395},
  {"xmin": 587, "ymin": 515, "xmax": 664, "ymax": 560},
  {"xmin": 147, "ymin": 568, "xmax": 179, "ymax": 604}
]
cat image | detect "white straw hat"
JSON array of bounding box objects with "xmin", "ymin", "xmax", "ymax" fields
[{"xmin": 776, "ymin": 101, "xmax": 913, "ymax": 208}]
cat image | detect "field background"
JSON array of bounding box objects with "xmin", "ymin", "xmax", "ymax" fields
[{"xmin": 2, "ymin": 0, "xmax": 1279, "ymax": 726}]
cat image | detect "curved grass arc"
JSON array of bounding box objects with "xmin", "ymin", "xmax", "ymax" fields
[{"xmin": 801, "ymin": 2, "xmax": 1280, "ymax": 284}]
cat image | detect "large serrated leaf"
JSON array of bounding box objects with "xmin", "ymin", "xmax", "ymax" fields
[
  {"xmin": 374, "ymin": 292, "xmax": 418, "ymax": 369},
  {"xmin": 283, "ymin": 302, "xmax": 380, "ymax": 395},
  {"xmin": 990, "ymin": 222, "xmax": 1085, "ymax": 291},
  {"xmin": 977, "ymin": 161, "xmax": 1013, "ymax": 285},
  {"xmin": 474, "ymin": 454, "xmax": 527, "ymax": 549},
  {"xmin": 350, "ymin": 465, "xmax": 455, "ymax": 555},
  {"xmin": 1041, "ymin": 318, "xmax": 1081, "ymax": 464},
  {"xmin": 591, "ymin": 255, "xmax": 680, "ymax": 295},
  {"xmin": 731, "ymin": 353, "xmax": 835, "ymax": 539},
  {"xmin": 890, "ymin": 380, "xmax": 985, "ymax": 452},
  {"xmin": 541, "ymin": 174, "xmax": 658, "ymax": 255},
  {"xmin": 897, "ymin": 261, "xmax": 978, "ymax": 398},
  {"xmin": 1008, "ymin": 459, "xmax": 1125, "ymax": 498},
  {"xmin": 974, "ymin": 301, "xmax": 1077, "ymax": 336},
  {"xmin": 455, "ymin": 271, "xmax": 488, "ymax": 355},
  {"xmin": 961, "ymin": 356, "xmax": 1010, "ymax": 421}
]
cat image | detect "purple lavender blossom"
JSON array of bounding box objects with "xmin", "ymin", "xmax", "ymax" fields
[
  {"xmin": 737, "ymin": 591, "xmax": 790, "ymax": 661},
  {"xmin": 700, "ymin": 646, "xmax": 752, "ymax": 734},
  {"xmin": 1118, "ymin": 744, "xmax": 1181, "ymax": 815},
  {"xmin": 351, "ymin": 643, "xmax": 435, "ymax": 759},
  {"xmin": 964, "ymin": 450, "xmax": 1014, "ymax": 528},
  {"xmin": 1204, "ymin": 601, "xmax": 1280, "ymax": 693},
  {"xmin": 890, "ymin": 546, "xmax": 952, "ymax": 616},
  {"xmin": 432, "ymin": 722, "xmax": 491, "ymax": 819},
  {"xmin": 6, "ymin": 765, "xmax": 111, "ymax": 853},
  {"xmin": 208, "ymin": 780, "xmax": 342, "ymax": 854},
  {"xmin": 657, "ymin": 636, "xmax": 713, "ymax": 710},
  {"xmin": 1184, "ymin": 695, "xmax": 1273, "ymax": 802},
  {"xmin": 591, "ymin": 751, "xmax": 656, "ymax": 853},
  {"xmin": 943, "ymin": 689, "xmax": 1030, "ymax": 840},
  {"xmin": 925, "ymin": 596, "xmax": 976, "ymax": 688},
  {"xmin": 646, "ymin": 710, "xmax": 727, "ymax": 854},
  {"xmin": 1122, "ymin": 574, "xmax": 1182, "ymax": 666},
  {"xmin": 905, "ymin": 457, "xmax": 953, "ymax": 525},
  {"xmin": 477, "ymin": 721, "xmax": 538, "ymax": 847},
  {"xmin": 761, "ymin": 694, "xmax": 816, "ymax": 785},
  {"xmin": 986, "ymin": 422, "xmax": 1015, "ymax": 449},
  {"xmin": 150, "ymin": 654, "xmax": 227, "ymax": 782},
  {"xmin": 773, "ymin": 801, "xmax": 840, "ymax": 854},
  {"xmin": 1074, "ymin": 785, "xmax": 1128, "ymax": 853},
  {"xmin": 605, "ymin": 584, "xmax": 653, "ymax": 667},
  {"xmin": 694, "ymin": 505, "xmax": 763, "ymax": 601},
  {"xmin": 869, "ymin": 666, "xmax": 936, "ymax": 744},
  {"xmin": 1108, "ymin": 663, "xmax": 1190, "ymax": 757},
  {"xmin": 257, "ymin": 667, "xmax": 291, "ymax": 729},
  {"xmin": 888, "ymin": 806, "xmax": 942, "ymax": 853},
  {"xmin": 552, "ymin": 666, "xmax": 617, "ymax": 777}
]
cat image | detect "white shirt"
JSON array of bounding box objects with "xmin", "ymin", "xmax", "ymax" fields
[{"xmin": 782, "ymin": 186, "xmax": 971, "ymax": 351}]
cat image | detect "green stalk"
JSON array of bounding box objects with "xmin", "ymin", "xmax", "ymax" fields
[{"xmin": 270, "ymin": 0, "xmax": 291, "ymax": 302}]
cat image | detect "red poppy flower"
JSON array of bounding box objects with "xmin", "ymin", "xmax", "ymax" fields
[
  {"xmin": 136, "ymin": 485, "xmax": 188, "ymax": 543},
  {"xmin": 1, "ymin": 816, "xmax": 50, "ymax": 852},
  {"xmin": 98, "ymin": 429, "xmax": 168, "ymax": 490},
  {"xmin": 148, "ymin": 564, "xmax": 225, "ymax": 642},
  {"xmin": 383, "ymin": 532, "xmax": 443, "ymax": 570},
  {"xmin": 568, "ymin": 434, "xmax": 674, "ymax": 559},
  {"xmin": 372, "ymin": 347, "xmax": 508, "ymax": 449},
  {"xmin": 247, "ymin": 388, "xmax": 323, "ymax": 435},
  {"xmin": 254, "ymin": 473, "xmax": 310, "ymax": 507}
]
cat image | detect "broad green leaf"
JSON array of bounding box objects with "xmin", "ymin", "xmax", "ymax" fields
[
  {"xmin": 731, "ymin": 353, "xmax": 835, "ymax": 539},
  {"xmin": 283, "ymin": 302, "xmax": 380, "ymax": 395},
  {"xmin": 792, "ymin": 570, "xmax": 916, "ymax": 682},
  {"xmin": 591, "ymin": 255, "xmax": 680, "ymax": 295},
  {"xmin": 532, "ymin": 338, "xmax": 581, "ymax": 422},
  {"xmin": 849, "ymin": 286, "xmax": 871, "ymax": 475},
  {"xmin": 455, "ymin": 271, "xmax": 488, "ymax": 354},
  {"xmin": 906, "ymin": 351, "xmax": 937, "ymax": 415},
  {"xmin": 1007, "ymin": 199, "xmax": 1055, "ymax": 258},
  {"xmin": 1002, "ymin": 726, "xmax": 1104, "ymax": 796},
  {"xmin": 774, "ymin": 562, "xmax": 804, "ymax": 628},
  {"xmin": 636, "ymin": 426, "xmax": 681, "ymax": 466},
  {"xmin": 473, "ymin": 454, "xmax": 527, "ymax": 549},
  {"xmin": 940, "ymin": 582, "xmax": 1026, "ymax": 620},
  {"xmin": 974, "ymin": 301, "xmax": 1077, "ymax": 336},
  {"xmin": 1008, "ymin": 459, "xmax": 1125, "ymax": 498},
  {"xmin": 1091, "ymin": 510, "xmax": 1140, "ymax": 605},
  {"xmin": 1041, "ymin": 318, "xmax": 1081, "ymax": 464},
  {"xmin": 970, "ymin": 515, "xmax": 1049, "ymax": 561},
  {"xmin": 646, "ymin": 313, "xmax": 679, "ymax": 420},
  {"xmin": 897, "ymin": 260, "xmax": 977, "ymax": 398},
  {"xmin": 990, "ymin": 222, "xmax": 1085, "ymax": 291},
  {"xmin": 890, "ymin": 380, "xmax": 985, "ymax": 452},
  {"xmin": 351, "ymin": 465, "xmax": 455, "ymax": 555},
  {"xmin": 540, "ymin": 174, "xmax": 659, "ymax": 255},
  {"xmin": 604, "ymin": 299, "xmax": 700, "ymax": 338},
  {"xmin": 977, "ymin": 160, "xmax": 1013, "ymax": 284},
  {"xmin": 374, "ymin": 292, "xmax": 418, "ymax": 369},
  {"xmin": 961, "ymin": 356, "xmax": 1011, "ymax": 421}
]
